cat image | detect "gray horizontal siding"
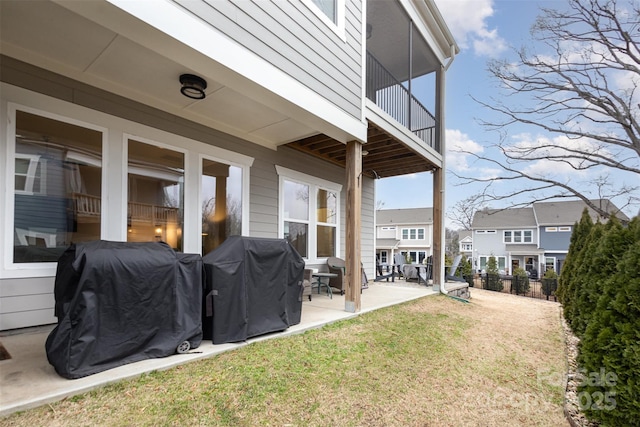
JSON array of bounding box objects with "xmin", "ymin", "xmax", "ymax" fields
[
  {"xmin": 173, "ymin": 0, "xmax": 362, "ymax": 120},
  {"xmin": 0, "ymin": 58, "xmax": 376, "ymax": 330}
]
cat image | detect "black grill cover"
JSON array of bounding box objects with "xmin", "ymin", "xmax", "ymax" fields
[
  {"xmin": 202, "ymin": 236, "xmax": 304, "ymax": 344},
  {"xmin": 45, "ymin": 241, "xmax": 203, "ymax": 379}
]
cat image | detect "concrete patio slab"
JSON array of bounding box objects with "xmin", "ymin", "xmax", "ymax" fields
[{"xmin": 0, "ymin": 281, "xmax": 437, "ymax": 417}]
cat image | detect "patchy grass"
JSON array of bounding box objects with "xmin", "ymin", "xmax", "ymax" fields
[{"xmin": 1, "ymin": 289, "xmax": 566, "ymax": 426}]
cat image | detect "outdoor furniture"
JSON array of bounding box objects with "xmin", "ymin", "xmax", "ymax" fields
[
  {"xmin": 375, "ymin": 257, "xmax": 396, "ymax": 282},
  {"xmin": 311, "ymin": 272, "xmax": 337, "ymax": 298},
  {"xmin": 394, "ymin": 253, "xmax": 406, "ymax": 279},
  {"xmin": 302, "ymin": 269, "xmax": 313, "ymax": 301},
  {"xmin": 326, "ymin": 257, "xmax": 368, "ymax": 294}
]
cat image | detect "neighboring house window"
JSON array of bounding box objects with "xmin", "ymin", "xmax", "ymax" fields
[
  {"xmin": 128, "ymin": 139, "xmax": 184, "ymax": 252},
  {"xmin": 381, "ymin": 226, "xmax": 396, "ymax": 231},
  {"xmin": 479, "ymin": 256, "xmax": 507, "ymax": 272},
  {"xmin": 15, "ymin": 154, "xmax": 46, "ymax": 195},
  {"xmin": 13, "ymin": 110, "xmax": 102, "ymax": 263},
  {"xmin": 476, "ymin": 230, "xmax": 496, "ymax": 234},
  {"xmin": 504, "ymin": 230, "xmax": 533, "ymax": 243},
  {"xmin": 545, "ymin": 227, "xmax": 558, "ymax": 232},
  {"xmin": 277, "ymin": 166, "xmax": 340, "ymax": 260},
  {"xmin": 545, "ymin": 257, "xmax": 556, "ymax": 272},
  {"xmin": 461, "ymin": 243, "xmax": 472, "ymax": 251},
  {"xmin": 402, "ymin": 228, "xmax": 424, "ymax": 240},
  {"xmin": 201, "ymin": 159, "xmax": 243, "ymax": 255},
  {"xmin": 559, "ymin": 226, "xmax": 571, "ymax": 232},
  {"xmin": 379, "ymin": 251, "xmax": 388, "ymax": 264}
]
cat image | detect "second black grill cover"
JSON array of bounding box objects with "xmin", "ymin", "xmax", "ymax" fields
[{"xmin": 202, "ymin": 236, "xmax": 304, "ymax": 344}]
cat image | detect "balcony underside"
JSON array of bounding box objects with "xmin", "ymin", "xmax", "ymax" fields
[{"xmin": 286, "ymin": 123, "xmax": 439, "ymax": 179}]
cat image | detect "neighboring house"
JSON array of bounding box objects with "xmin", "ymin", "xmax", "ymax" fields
[
  {"xmin": 375, "ymin": 208, "xmax": 433, "ymax": 266},
  {"xmin": 0, "ymin": 0, "xmax": 458, "ymax": 329},
  {"xmin": 470, "ymin": 199, "xmax": 629, "ymax": 276},
  {"xmin": 458, "ymin": 230, "xmax": 472, "ymax": 258}
]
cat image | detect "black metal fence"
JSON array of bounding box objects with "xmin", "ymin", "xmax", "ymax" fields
[{"xmin": 472, "ymin": 274, "xmax": 558, "ymax": 301}]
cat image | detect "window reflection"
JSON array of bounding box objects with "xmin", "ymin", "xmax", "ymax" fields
[
  {"xmin": 127, "ymin": 139, "xmax": 184, "ymax": 251},
  {"xmin": 13, "ymin": 111, "xmax": 102, "ymax": 263},
  {"xmin": 201, "ymin": 159, "xmax": 242, "ymax": 255}
]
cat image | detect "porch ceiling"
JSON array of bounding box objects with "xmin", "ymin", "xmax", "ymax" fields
[
  {"xmin": 286, "ymin": 123, "xmax": 438, "ymax": 179},
  {"xmin": 0, "ymin": 0, "xmax": 328, "ymax": 150}
]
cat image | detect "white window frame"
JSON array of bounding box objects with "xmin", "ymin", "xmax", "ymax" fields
[
  {"xmin": 2, "ymin": 84, "xmax": 253, "ymax": 278},
  {"xmin": 545, "ymin": 226, "xmax": 558, "ymax": 232},
  {"xmin": 379, "ymin": 250, "xmax": 387, "ymax": 264},
  {"xmin": 476, "ymin": 230, "xmax": 497, "ymax": 234},
  {"xmin": 503, "ymin": 229, "xmax": 533, "ymax": 244},
  {"xmin": 276, "ymin": 166, "xmax": 342, "ymax": 262},
  {"xmin": 545, "ymin": 257, "xmax": 557, "ymax": 271},
  {"xmin": 559, "ymin": 226, "xmax": 571, "ymax": 232},
  {"xmin": 479, "ymin": 255, "xmax": 507, "ymax": 272},
  {"xmin": 401, "ymin": 227, "xmax": 425, "ymax": 240},
  {"xmin": 14, "ymin": 154, "xmax": 46, "ymax": 195},
  {"xmin": 302, "ymin": 0, "xmax": 346, "ymax": 39}
]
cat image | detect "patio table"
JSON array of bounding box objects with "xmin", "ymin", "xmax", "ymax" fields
[{"xmin": 311, "ymin": 272, "xmax": 337, "ymax": 298}]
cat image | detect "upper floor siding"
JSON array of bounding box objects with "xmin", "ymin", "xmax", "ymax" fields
[{"xmin": 173, "ymin": 0, "xmax": 363, "ymax": 122}]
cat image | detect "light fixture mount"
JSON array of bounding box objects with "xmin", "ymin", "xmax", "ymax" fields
[{"xmin": 179, "ymin": 73, "xmax": 207, "ymax": 99}]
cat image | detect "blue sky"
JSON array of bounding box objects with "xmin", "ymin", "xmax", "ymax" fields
[{"xmin": 375, "ymin": 0, "xmax": 640, "ymax": 226}]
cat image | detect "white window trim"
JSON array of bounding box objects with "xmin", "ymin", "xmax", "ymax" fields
[
  {"xmin": 275, "ymin": 165, "xmax": 342, "ymax": 262},
  {"xmin": 476, "ymin": 230, "xmax": 497, "ymax": 234},
  {"xmin": 14, "ymin": 154, "xmax": 45, "ymax": 195},
  {"xmin": 503, "ymin": 229, "xmax": 534, "ymax": 244},
  {"xmin": 559, "ymin": 226, "xmax": 571, "ymax": 232},
  {"xmin": 301, "ymin": 0, "xmax": 346, "ymax": 40},
  {"xmin": 2, "ymin": 84, "xmax": 254, "ymax": 278}
]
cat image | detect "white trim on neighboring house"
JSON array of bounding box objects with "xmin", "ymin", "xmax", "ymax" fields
[{"xmin": 275, "ymin": 165, "xmax": 342, "ymax": 263}]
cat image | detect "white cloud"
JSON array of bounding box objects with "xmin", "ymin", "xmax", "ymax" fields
[
  {"xmin": 446, "ymin": 129, "xmax": 484, "ymax": 172},
  {"xmin": 434, "ymin": 0, "xmax": 507, "ymax": 57}
]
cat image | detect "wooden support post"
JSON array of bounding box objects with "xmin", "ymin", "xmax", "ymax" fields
[{"xmin": 345, "ymin": 140, "xmax": 362, "ymax": 313}]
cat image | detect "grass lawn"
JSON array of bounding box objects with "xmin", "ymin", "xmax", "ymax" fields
[{"xmin": 1, "ymin": 289, "xmax": 567, "ymax": 426}]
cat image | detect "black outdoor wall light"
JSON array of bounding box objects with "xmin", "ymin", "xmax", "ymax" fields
[{"xmin": 179, "ymin": 73, "xmax": 207, "ymax": 99}]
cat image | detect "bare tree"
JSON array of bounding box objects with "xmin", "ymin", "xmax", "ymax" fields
[
  {"xmin": 453, "ymin": 0, "xmax": 640, "ymax": 219},
  {"xmin": 447, "ymin": 193, "xmax": 487, "ymax": 230}
]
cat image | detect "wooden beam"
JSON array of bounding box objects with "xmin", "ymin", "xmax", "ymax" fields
[{"xmin": 344, "ymin": 140, "xmax": 362, "ymax": 313}]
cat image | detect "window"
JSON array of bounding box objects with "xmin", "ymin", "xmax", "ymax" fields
[
  {"xmin": 545, "ymin": 257, "xmax": 556, "ymax": 272},
  {"xmin": 479, "ymin": 256, "xmax": 507, "ymax": 272},
  {"xmin": 545, "ymin": 227, "xmax": 558, "ymax": 232},
  {"xmin": 201, "ymin": 159, "xmax": 243, "ymax": 256},
  {"xmin": 504, "ymin": 230, "xmax": 533, "ymax": 243},
  {"xmin": 559, "ymin": 226, "xmax": 571, "ymax": 232},
  {"xmin": 379, "ymin": 250, "xmax": 387, "ymax": 264},
  {"xmin": 304, "ymin": 0, "xmax": 345, "ymax": 36},
  {"xmin": 381, "ymin": 226, "xmax": 396, "ymax": 231},
  {"xmin": 277, "ymin": 167, "xmax": 340, "ymax": 260},
  {"xmin": 461, "ymin": 243, "xmax": 473, "ymax": 251},
  {"xmin": 13, "ymin": 110, "xmax": 102, "ymax": 263},
  {"xmin": 476, "ymin": 230, "xmax": 496, "ymax": 234},
  {"xmin": 402, "ymin": 228, "xmax": 425, "ymax": 240},
  {"xmin": 15, "ymin": 154, "xmax": 46, "ymax": 194},
  {"xmin": 311, "ymin": 0, "xmax": 336, "ymax": 23},
  {"xmin": 127, "ymin": 139, "xmax": 184, "ymax": 251}
]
